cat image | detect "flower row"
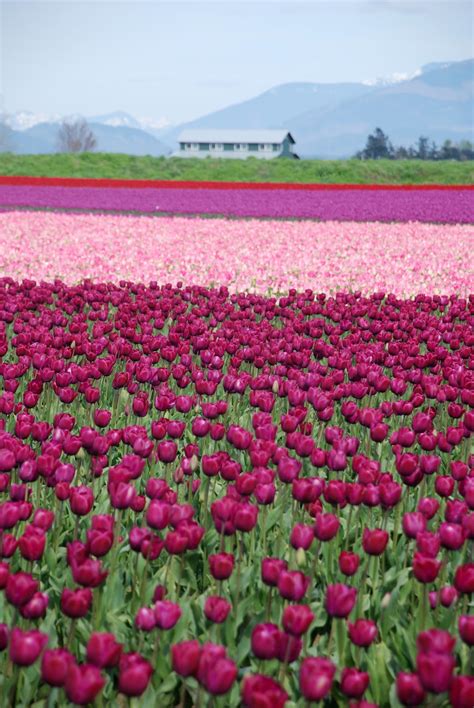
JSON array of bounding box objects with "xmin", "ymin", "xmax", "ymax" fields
[
  {"xmin": 0, "ymin": 184, "xmax": 473, "ymax": 222},
  {"xmin": 1, "ymin": 211, "xmax": 472, "ymax": 296}
]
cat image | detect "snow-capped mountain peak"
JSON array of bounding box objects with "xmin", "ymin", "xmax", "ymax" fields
[
  {"xmin": 361, "ymin": 69, "xmax": 422, "ymax": 87},
  {"xmin": 1, "ymin": 110, "xmax": 62, "ymax": 130},
  {"xmin": 138, "ymin": 116, "xmax": 172, "ymax": 131},
  {"xmin": 1, "ymin": 109, "xmax": 173, "ymax": 136}
]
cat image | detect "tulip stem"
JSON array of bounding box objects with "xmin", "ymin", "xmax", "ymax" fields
[
  {"xmin": 219, "ymin": 527, "xmax": 226, "ymax": 553},
  {"xmin": 176, "ymin": 554, "xmax": 185, "ymax": 600},
  {"xmin": 93, "ymin": 588, "xmax": 103, "ymax": 631},
  {"xmin": 73, "ymin": 515, "xmax": 80, "ymax": 541},
  {"xmin": 336, "ymin": 618, "xmax": 346, "ymax": 664},
  {"xmin": 370, "ymin": 556, "xmax": 379, "ymax": 608},
  {"xmin": 203, "ymin": 477, "xmax": 211, "ymax": 530},
  {"xmin": 326, "ymin": 618, "xmax": 336, "ymax": 657},
  {"xmin": 392, "ymin": 500, "xmax": 402, "ymax": 550},
  {"xmin": 152, "ymin": 629, "xmax": 160, "ymax": 666},
  {"xmin": 234, "ymin": 535, "xmax": 243, "ymax": 607},
  {"xmin": 356, "ymin": 560, "xmax": 370, "ymax": 616},
  {"xmin": 279, "ymin": 638, "xmax": 293, "ymax": 685},
  {"xmin": 178, "ymin": 681, "xmax": 186, "ymax": 708},
  {"xmin": 8, "ymin": 663, "xmax": 19, "ymax": 708},
  {"xmin": 345, "ymin": 505, "xmax": 354, "ymax": 545},
  {"xmin": 261, "ymin": 505, "xmax": 268, "ymax": 559},
  {"xmin": 310, "ymin": 541, "xmax": 321, "ymax": 581},
  {"xmin": 66, "ymin": 618, "xmax": 76, "ymax": 650},
  {"xmin": 265, "ymin": 587, "xmax": 273, "ymax": 622},
  {"xmin": 45, "ymin": 686, "xmax": 58, "ymax": 708},
  {"xmin": 420, "ymin": 584, "xmax": 428, "ymax": 633},
  {"xmin": 139, "ymin": 564, "xmax": 149, "ymax": 607}
]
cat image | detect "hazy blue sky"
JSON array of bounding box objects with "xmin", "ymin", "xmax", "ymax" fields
[{"xmin": 2, "ymin": 0, "xmax": 473, "ymax": 124}]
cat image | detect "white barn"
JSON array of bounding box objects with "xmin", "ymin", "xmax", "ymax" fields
[{"xmin": 172, "ymin": 129, "xmax": 299, "ymax": 159}]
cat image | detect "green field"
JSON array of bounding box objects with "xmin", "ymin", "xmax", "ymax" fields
[{"xmin": 0, "ymin": 152, "xmax": 473, "ymax": 184}]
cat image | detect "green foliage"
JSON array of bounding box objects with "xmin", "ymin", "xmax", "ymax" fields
[
  {"xmin": 355, "ymin": 129, "xmax": 474, "ymax": 162},
  {"xmin": 357, "ymin": 128, "xmax": 394, "ymax": 160},
  {"xmin": 0, "ymin": 152, "xmax": 473, "ymax": 183}
]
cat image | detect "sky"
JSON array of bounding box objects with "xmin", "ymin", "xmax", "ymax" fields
[{"xmin": 1, "ymin": 0, "xmax": 473, "ymax": 125}]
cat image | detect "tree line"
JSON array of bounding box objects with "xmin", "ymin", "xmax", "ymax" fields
[{"xmin": 355, "ymin": 127, "xmax": 473, "ymax": 161}]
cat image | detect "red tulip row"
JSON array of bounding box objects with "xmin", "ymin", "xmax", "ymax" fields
[{"xmin": 0, "ymin": 278, "xmax": 472, "ymax": 707}]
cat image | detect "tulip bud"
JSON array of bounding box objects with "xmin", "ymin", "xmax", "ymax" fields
[
  {"xmin": 209, "ymin": 553, "xmax": 234, "ymax": 580},
  {"xmin": 341, "ymin": 667, "xmax": 370, "ymax": 699},
  {"xmin": 412, "ymin": 552, "xmax": 442, "ymax": 583},
  {"xmin": 251, "ymin": 623, "xmax": 281, "ymax": 660},
  {"xmin": 203, "ymin": 656, "xmax": 238, "ymax": 695},
  {"xmin": 325, "ymin": 583, "xmax": 357, "ymax": 618},
  {"xmin": 154, "ymin": 600, "xmax": 182, "ymax": 630},
  {"xmin": 454, "ymin": 563, "xmax": 474, "ymax": 594},
  {"xmin": 339, "ymin": 551, "xmax": 360, "ymax": 576},
  {"xmin": 396, "ymin": 672, "xmax": 425, "ymax": 706},
  {"xmin": 299, "ymin": 657, "xmax": 335, "ymax": 701},
  {"xmin": 64, "ymin": 663, "xmax": 106, "ymax": 705},
  {"xmin": 362, "ymin": 528, "xmax": 389, "ymax": 556},
  {"xmin": 417, "ymin": 628, "xmax": 455, "ymax": 655},
  {"xmin": 282, "ymin": 604, "xmax": 314, "ymax": 636},
  {"xmin": 171, "ymin": 640, "xmax": 201, "ymax": 677},
  {"xmin": 449, "ymin": 675, "xmax": 474, "ymax": 708},
  {"xmin": 261, "ymin": 557, "xmax": 287, "ymax": 586},
  {"xmin": 348, "ymin": 619, "xmax": 378, "ymax": 647},
  {"xmin": 277, "ymin": 570, "xmax": 310, "ymax": 602},
  {"xmin": 86, "ymin": 632, "xmax": 122, "ymax": 668},
  {"xmin": 6, "ymin": 572, "xmax": 38, "ymax": 607},
  {"xmin": 296, "ymin": 548, "xmax": 306, "ymax": 567},
  {"xmin": 241, "ymin": 674, "xmax": 288, "ymax": 708},
  {"xmin": 9, "ymin": 628, "xmax": 48, "ymax": 666},
  {"xmin": 290, "ymin": 523, "xmax": 314, "ymax": 550},
  {"xmin": 135, "ymin": 608, "xmax": 156, "ymax": 632},
  {"xmin": 459, "ymin": 615, "xmax": 474, "ymax": 646},
  {"xmin": 20, "ymin": 591, "xmax": 49, "ymax": 619},
  {"xmin": 204, "ymin": 596, "xmax": 232, "ymax": 624},
  {"xmin": 61, "ymin": 587, "xmax": 93, "ymax": 618},
  {"xmin": 417, "ymin": 652, "xmax": 455, "ymax": 694},
  {"xmin": 41, "ymin": 648, "xmax": 74, "ymax": 687},
  {"xmin": 69, "ymin": 486, "xmax": 94, "ymax": 516},
  {"xmin": 118, "ymin": 652, "xmax": 153, "ymax": 697},
  {"xmin": 314, "ymin": 513, "xmax": 340, "ymax": 542}
]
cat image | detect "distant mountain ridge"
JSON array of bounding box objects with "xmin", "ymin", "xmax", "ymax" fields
[
  {"xmin": 0, "ymin": 120, "xmax": 170, "ymax": 157},
  {"xmin": 1, "ymin": 59, "xmax": 472, "ymax": 158},
  {"xmin": 158, "ymin": 59, "xmax": 473, "ymax": 158}
]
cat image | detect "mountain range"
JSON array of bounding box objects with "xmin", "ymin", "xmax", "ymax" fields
[{"xmin": 1, "ymin": 59, "xmax": 472, "ymax": 158}]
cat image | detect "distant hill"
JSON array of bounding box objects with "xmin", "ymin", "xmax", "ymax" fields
[
  {"xmin": 157, "ymin": 82, "xmax": 371, "ymax": 147},
  {"xmin": 160, "ymin": 59, "xmax": 473, "ymax": 158},
  {"xmin": 1, "ymin": 59, "xmax": 472, "ymax": 158},
  {"xmin": 2, "ymin": 121, "xmax": 170, "ymax": 157},
  {"xmin": 288, "ymin": 60, "xmax": 473, "ymax": 157}
]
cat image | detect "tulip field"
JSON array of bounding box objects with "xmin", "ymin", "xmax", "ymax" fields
[
  {"xmin": 0, "ymin": 178, "xmax": 473, "ymax": 707},
  {"xmin": 0, "ymin": 178, "xmax": 473, "ymax": 223}
]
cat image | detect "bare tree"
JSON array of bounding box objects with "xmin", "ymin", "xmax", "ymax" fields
[{"xmin": 56, "ymin": 118, "xmax": 97, "ymax": 153}]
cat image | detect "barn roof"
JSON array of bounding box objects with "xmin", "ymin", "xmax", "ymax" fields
[{"xmin": 178, "ymin": 129, "xmax": 295, "ymax": 144}]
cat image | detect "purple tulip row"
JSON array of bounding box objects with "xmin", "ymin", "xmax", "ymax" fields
[{"xmin": 0, "ymin": 185, "xmax": 473, "ymax": 223}]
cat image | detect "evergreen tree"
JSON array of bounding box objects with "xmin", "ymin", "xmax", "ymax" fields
[
  {"xmin": 359, "ymin": 128, "xmax": 394, "ymax": 159},
  {"xmin": 416, "ymin": 136, "xmax": 430, "ymax": 160}
]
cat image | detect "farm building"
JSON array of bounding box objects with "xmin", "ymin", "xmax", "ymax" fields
[{"xmin": 171, "ymin": 129, "xmax": 299, "ymax": 159}]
